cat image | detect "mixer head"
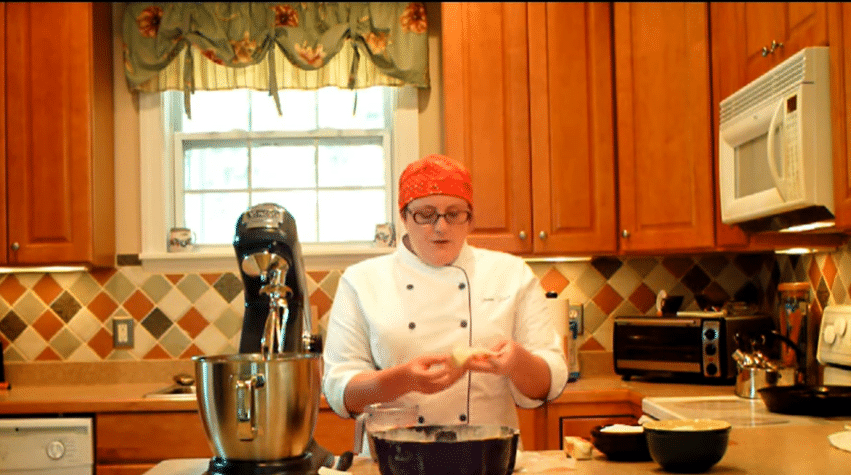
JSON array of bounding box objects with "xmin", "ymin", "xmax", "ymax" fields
[{"xmin": 233, "ymin": 203, "xmax": 314, "ymax": 354}]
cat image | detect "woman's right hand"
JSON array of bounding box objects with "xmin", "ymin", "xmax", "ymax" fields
[{"xmin": 403, "ymin": 354, "xmax": 467, "ymax": 394}]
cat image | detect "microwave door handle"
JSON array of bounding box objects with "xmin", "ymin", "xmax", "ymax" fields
[{"xmin": 766, "ymin": 100, "xmax": 787, "ymax": 201}]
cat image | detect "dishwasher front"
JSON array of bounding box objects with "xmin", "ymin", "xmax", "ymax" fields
[{"xmin": 0, "ymin": 417, "xmax": 93, "ymax": 475}]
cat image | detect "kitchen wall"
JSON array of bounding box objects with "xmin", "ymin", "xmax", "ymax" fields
[{"xmin": 2, "ymin": 244, "xmax": 843, "ymax": 366}]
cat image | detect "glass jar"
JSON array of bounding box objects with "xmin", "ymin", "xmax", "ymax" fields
[{"xmin": 777, "ymin": 282, "xmax": 811, "ymax": 382}]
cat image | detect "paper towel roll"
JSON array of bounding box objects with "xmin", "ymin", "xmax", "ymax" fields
[{"xmin": 545, "ymin": 297, "xmax": 569, "ymax": 337}]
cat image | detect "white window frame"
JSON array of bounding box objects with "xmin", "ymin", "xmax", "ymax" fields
[{"xmin": 138, "ymin": 87, "xmax": 419, "ymax": 273}]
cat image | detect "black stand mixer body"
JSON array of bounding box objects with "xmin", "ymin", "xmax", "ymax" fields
[
  {"xmin": 234, "ymin": 203, "xmax": 312, "ymax": 354},
  {"xmin": 212, "ymin": 203, "xmax": 331, "ymax": 475}
]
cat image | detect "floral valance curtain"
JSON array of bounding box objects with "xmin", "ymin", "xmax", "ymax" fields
[{"xmin": 122, "ymin": 2, "xmax": 429, "ymax": 116}]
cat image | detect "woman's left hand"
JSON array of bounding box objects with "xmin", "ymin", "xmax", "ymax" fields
[
  {"xmin": 462, "ymin": 339, "xmax": 520, "ymax": 375},
  {"xmin": 463, "ymin": 339, "xmax": 551, "ymax": 400}
]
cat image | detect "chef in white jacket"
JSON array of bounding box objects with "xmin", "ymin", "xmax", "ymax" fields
[{"xmin": 322, "ymin": 154, "xmax": 568, "ymax": 436}]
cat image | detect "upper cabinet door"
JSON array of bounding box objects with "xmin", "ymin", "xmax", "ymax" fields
[
  {"xmin": 528, "ymin": 3, "xmax": 617, "ymax": 255},
  {"xmin": 5, "ymin": 3, "xmax": 114, "ymax": 266},
  {"xmin": 443, "ymin": 2, "xmax": 533, "ymax": 254},
  {"xmin": 712, "ymin": 3, "xmax": 828, "ymax": 101},
  {"xmin": 614, "ymin": 3, "xmax": 715, "ymax": 253}
]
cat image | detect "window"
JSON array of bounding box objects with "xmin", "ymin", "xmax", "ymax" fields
[{"xmin": 139, "ymin": 86, "xmax": 418, "ymax": 271}]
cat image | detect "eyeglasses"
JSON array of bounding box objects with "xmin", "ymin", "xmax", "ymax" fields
[{"xmin": 406, "ymin": 207, "xmax": 472, "ymax": 225}]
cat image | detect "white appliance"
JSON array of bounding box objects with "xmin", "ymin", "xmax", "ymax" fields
[
  {"xmin": 817, "ymin": 305, "xmax": 851, "ymax": 385},
  {"xmin": 0, "ymin": 417, "xmax": 93, "ymax": 475},
  {"xmin": 718, "ymin": 46, "xmax": 833, "ymax": 233}
]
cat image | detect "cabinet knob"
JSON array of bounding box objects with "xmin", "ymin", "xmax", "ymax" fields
[
  {"xmin": 10, "ymin": 242, "xmax": 19, "ymax": 251},
  {"xmin": 762, "ymin": 40, "xmax": 784, "ymax": 56},
  {"xmin": 621, "ymin": 229, "xmax": 630, "ymax": 238},
  {"xmin": 519, "ymin": 231, "xmax": 527, "ymax": 240},
  {"xmin": 539, "ymin": 231, "xmax": 548, "ymax": 240}
]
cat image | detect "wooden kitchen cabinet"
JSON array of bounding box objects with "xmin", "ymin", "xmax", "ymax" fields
[
  {"xmin": 711, "ymin": 3, "xmax": 828, "ymax": 98},
  {"xmin": 545, "ymin": 400, "xmax": 641, "ymax": 450},
  {"xmin": 442, "ymin": 2, "xmax": 533, "ymax": 254},
  {"xmin": 94, "ymin": 408, "xmax": 355, "ymax": 475},
  {"xmin": 95, "ymin": 412, "xmax": 212, "ymax": 475},
  {"xmin": 829, "ymin": 3, "xmax": 851, "ymax": 231},
  {"xmin": 443, "ymin": 2, "xmax": 617, "ymax": 255},
  {"xmin": 528, "ymin": 3, "xmax": 617, "ymax": 255},
  {"xmin": 613, "ymin": 3, "xmax": 716, "ymax": 253},
  {"xmin": 3, "ymin": 2, "xmax": 114, "ymax": 267}
]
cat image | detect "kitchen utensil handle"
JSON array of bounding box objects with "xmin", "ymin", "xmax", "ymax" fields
[
  {"xmin": 766, "ymin": 100, "xmax": 787, "ymax": 201},
  {"xmin": 235, "ymin": 374, "xmax": 265, "ymax": 441},
  {"xmin": 353, "ymin": 413, "xmax": 366, "ymax": 454}
]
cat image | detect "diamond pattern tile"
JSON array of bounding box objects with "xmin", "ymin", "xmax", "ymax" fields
[
  {"xmin": 124, "ymin": 290, "xmax": 155, "ymax": 321},
  {"xmin": 540, "ymin": 268, "xmax": 569, "ymax": 294},
  {"xmin": 178, "ymin": 308, "xmax": 208, "ymax": 338},
  {"xmin": 33, "ymin": 310, "xmax": 64, "ymax": 341},
  {"xmin": 143, "ymin": 275, "xmax": 173, "ymax": 303},
  {"xmin": 0, "ymin": 312, "xmax": 27, "ymax": 341},
  {"xmin": 591, "ymin": 257, "xmax": 622, "ymax": 280},
  {"xmin": 33, "ymin": 275, "xmax": 62, "ymax": 305},
  {"xmin": 822, "ymin": 254, "xmax": 838, "ymax": 289},
  {"xmin": 17, "ymin": 293, "xmax": 48, "ymax": 325},
  {"xmin": 214, "ymin": 273, "xmax": 243, "ymax": 302},
  {"xmin": 141, "ymin": 309, "xmax": 173, "ymax": 339},
  {"xmin": 52, "ymin": 328, "xmax": 83, "ymax": 359},
  {"xmin": 70, "ymin": 273, "xmax": 103, "ymax": 306},
  {"xmin": 0, "ymin": 276, "xmax": 26, "ymax": 304},
  {"xmin": 88, "ymin": 292, "xmax": 119, "ymax": 322},
  {"xmin": 8, "ymin": 243, "xmax": 851, "ymax": 364}
]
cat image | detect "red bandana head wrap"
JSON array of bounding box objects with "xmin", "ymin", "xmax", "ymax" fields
[{"xmin": 398, "ymin": 154, "xmax": 473, "ymax": 211}]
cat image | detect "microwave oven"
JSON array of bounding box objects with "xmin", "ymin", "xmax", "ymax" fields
[
  {"xmin": 718, "ymin": 47, "xmax": 833, "ymax": 232},
  {"xmin": 613, "ymin": 313, "xmax": 773, "ymax": 382}
]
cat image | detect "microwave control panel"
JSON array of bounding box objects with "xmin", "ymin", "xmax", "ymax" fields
[{"xmin": 701, "ymin": 320, "xmax": 722, "ymax": 377}]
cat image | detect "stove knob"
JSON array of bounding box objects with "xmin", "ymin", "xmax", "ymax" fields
[
  {"xmin": 823, "ymin": 324, "xmax": 837, "ymax": 345},
  {"xmin": 835, "ymin": 318, "xmax": 847, "ymax": 337},
  {"xmin": 46, "ymin": 440, "xmax": 65, "ymax": 460}
]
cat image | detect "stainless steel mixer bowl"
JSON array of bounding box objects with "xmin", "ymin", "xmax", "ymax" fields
[{"xmin": 193, "ymin": 353, "xmax": 321, "ymax": 461}]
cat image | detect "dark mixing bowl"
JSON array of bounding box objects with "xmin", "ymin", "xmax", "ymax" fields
[
  {"xmin": 371, "ymin": 425, "xmax": 519, "ymax": 475},
  {"xmin": 643, "ymin": 419, "xmax": 731, "ymax": 473},
  {"xmin": 591, "ymin": 424, "xmax": 651, "ymax": 461}
]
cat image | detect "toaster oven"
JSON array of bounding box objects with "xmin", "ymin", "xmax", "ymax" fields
[{"xmin": 614, "ymin": 313, "xmax": 773, "ymax": 382}]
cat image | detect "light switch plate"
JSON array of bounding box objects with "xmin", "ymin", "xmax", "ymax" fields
[{"xmin": 113, "ymin": 317, "xmax": 134, "ymax": 349}]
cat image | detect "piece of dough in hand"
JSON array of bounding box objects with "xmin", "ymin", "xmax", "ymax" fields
[{"xmin": 451, "ymin": 346, "xmax": 496, "ymax": 367}]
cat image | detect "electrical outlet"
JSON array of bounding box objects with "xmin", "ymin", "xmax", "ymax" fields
[
  {"xmin": 113, "ymin": 317, "xmax": 134, "ymax": 349},
  {"xmin": 569, "ymin": 304, "xmax": 584, "ymax": 335}
]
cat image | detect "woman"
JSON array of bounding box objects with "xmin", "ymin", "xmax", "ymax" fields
[{"xmin": 322, "ymin": 154, "xmax": 568, "ymax": 433}]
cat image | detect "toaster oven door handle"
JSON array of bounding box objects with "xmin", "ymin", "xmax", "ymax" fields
[{"xmin": 617, "ymin": 318, "xmax": 699, "ymax": 327}]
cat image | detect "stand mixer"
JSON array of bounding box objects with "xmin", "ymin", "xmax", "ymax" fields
[{"xmin": 193, "ymin": 203, "xmax": 333, "ymax": 475}]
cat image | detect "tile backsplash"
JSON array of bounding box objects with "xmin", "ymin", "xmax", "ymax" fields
[{"xmin": 2, "ymin": 241, "xmax": 850, "ymax": 366}]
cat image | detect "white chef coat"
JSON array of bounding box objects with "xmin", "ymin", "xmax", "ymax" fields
[{"xmin": 322, "ymin": 240, "xmax": 568, "ymax": 429}]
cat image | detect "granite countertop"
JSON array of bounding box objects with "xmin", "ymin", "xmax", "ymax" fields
[{"xmin": 145, "ymin": 421, "xmax": 851, "ymax": 475}]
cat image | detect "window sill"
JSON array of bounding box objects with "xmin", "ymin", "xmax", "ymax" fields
[{"xmin": 139, "ymin": 245, "xmax": 395, "ymax": 273}]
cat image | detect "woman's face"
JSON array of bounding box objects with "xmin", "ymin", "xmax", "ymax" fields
[{"xmin": 402, "ymin": 194, "xmax": 473, "ymax": 267}]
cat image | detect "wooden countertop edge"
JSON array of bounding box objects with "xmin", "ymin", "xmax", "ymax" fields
[{"xmin": 0, "ymin": 377, "xmax": 730, "ymax": 415}]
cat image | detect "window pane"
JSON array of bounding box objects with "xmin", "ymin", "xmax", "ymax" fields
[
  {"xmin": 318, "ymin": 87, "xmax": 385, "ymax": 129},
  {"xmin": 181, "ymin": 90, "xmax": 249, "ymax": 133},
  {"xmin": 252, "ymin": 191, "xmax": 318, "ymax": 242},
  {"xmin": 252, "ymin": 144, "xmax": 316, "ymax": 189},
  {"xmin": 184, "ymin": 145, "xmax": 249, "ymax": 190},
  {"xmin": 185, "ymin": 192, "xmax": 249, "ymax": 244},
  {"xmin": 318, "ymin": 143, "xmax": 385, "ymax": 187},
  {"xmin": 319, "ymin": 190, "xmax": 386, "ymax": 242},
  {"xmin": 250, "ymin": 90, "xmax": 318, "ymax": 131}
]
